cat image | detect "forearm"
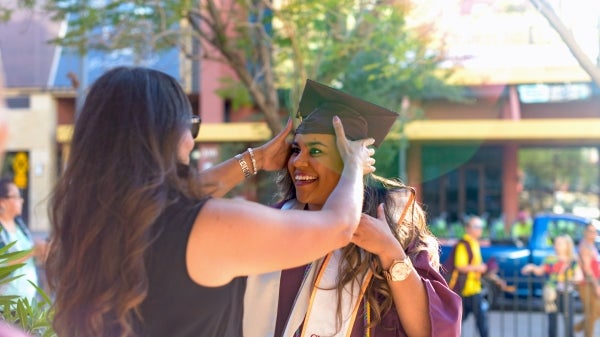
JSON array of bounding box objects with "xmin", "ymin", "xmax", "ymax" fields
[
  {"xmin": 456, "ymin": 265, "xmax": 479, "ymax": 273},
  {"xmin": 196, "ymin": 148, "xmax": 260, "ymax": 197},
  {"xmin": 381, "ymin": 247, "xmax": 432, "ymax": 337},
  {"xmin": 321, "ymin": 162, "xmax": 363, "ymax": 234}
]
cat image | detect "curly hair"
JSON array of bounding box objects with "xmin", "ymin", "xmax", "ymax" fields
[
  {"xmin": 46, "ymin": 67, "xmax": 201, "ymax": 337},
  {"xmin": 346, "ymin": 175, "xmax": 439, "ymax": 328}
]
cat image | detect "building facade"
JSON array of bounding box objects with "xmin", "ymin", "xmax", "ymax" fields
[{"xmin": 2, "ymin": 0, "xmax": 600, "ymax": 235}]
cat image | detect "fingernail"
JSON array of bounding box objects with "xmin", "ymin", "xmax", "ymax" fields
[{"xmin": 333, "ymin": 115, "xmax": 340, "ymax": 123}]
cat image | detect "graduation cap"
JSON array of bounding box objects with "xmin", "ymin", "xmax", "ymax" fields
[{"xmin": 296, "ymin": 79, "xmax": 399, "ymax": 147}]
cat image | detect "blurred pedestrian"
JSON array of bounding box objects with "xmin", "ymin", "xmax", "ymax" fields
[
  {"xmin": 511, "ymin": 210, "xmax": 532, "ymax": 246},
  {"xmin": 0, "ymin": 177, "xmax": 47, "ymax": 302},
  {"xmin": 521, "ymin": 235, "xmax": 577, "ymax": 337},
  {"xmin": 452, "ymin": 215, "xmax": 489, "ymax": 337},
  {"xmin": 574, "ymin": 221, "xmax": 600, "ymax": 337}
]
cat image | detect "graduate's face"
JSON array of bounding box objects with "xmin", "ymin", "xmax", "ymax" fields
[{"xmin": 288, "ymin": 133, "xmax": 343, "ymax": 210}]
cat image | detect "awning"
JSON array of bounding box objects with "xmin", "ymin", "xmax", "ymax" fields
[{"xmin": 56, "ymin": 118, "xmax": 600, "ymax": 144}]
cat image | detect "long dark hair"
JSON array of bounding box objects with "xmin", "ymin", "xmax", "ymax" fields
[
  {"xmin": 47, "ymin": 67, "xmax": 199, "ymax": 337},
  {"xmin": 351, "ymin": 175, "xmax": 438, "ymax": 327}
]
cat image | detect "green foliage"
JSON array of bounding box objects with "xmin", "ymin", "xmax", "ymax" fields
[
  {"xmin": 0, "ymin": 0, "xmax": 36, "ymax": 22},
  {"xmin": 519, "ymin": 147, "xmax": 598, "ymax": 193},
  {"xmin": 1, "ymin": 288, "xmax": 55, "ymax": 337},
  {"xmin": 273, "ymin": 1, "xmax": 464, "ymax": 112},
  {"xmin": 5, "ymin": 0, "xmax": 465, "ymax": 177},
  {"xmin": 44, "ymin": 1, "xmax": 191, "ymax": 54},
  {"xmin": 214, "ymin": 78, "xmax": 253, "ymax": 111},
  {"xmin": 0, "ymin": 242, "xmax": 55, "ymax": 337}
]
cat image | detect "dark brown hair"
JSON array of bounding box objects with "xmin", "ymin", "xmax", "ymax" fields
[
  {"xmin": 46, "ymin": 67, "xmax": 200, "ymax": 337},
  {"xmin": 340, "ymin": 175, "xmax": 438, "ymax": 328}
]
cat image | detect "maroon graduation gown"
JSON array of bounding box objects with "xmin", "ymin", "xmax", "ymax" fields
[{"xmin": 274, "ymin": 250, "xmax": 462, "ymax": 337}]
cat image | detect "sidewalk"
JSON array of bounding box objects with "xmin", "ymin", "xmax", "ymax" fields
[{"xmin": 461, "ymin": 311, "xmax": 599, "ymax": 337}]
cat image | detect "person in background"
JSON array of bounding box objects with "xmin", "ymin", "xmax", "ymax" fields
[
  {"xmin": 244, "ymin": 80, "xmax": 460, "ymax": 337},
  {"xmin": 574, "ymin": 221, "xmax": 600, "ymax": 337},
  {"xmin": 45, "ymin": 67, "xmax": 375, "ymax": 337},
  {"xmin": 511, "ymin": 210, "xmax": 533, "ymax": 246},
  {"xmin": 0, "ymin": 178, "xmax": 47, "ymax": 302},
  {"xmin": 453, "ymin": 215, "xmax": 489, "ymax": 337},
  {"xmin": 521, "ymin": 235, "xmax": 577, "ymax": 337},
  {"xmin": 0, "ymin": 51, "xmax": 33, "ymax": 337}
]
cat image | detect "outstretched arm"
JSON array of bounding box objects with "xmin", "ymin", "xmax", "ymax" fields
[
  {"xmin": 187, "ymin": 117, "xmax": 376, "ymax": 286},
  {"xmin": 521, "ymin": 263, "xmax": 546, "ymax": 276},
  {"xmin": 196, "ymin": 119, "xmax": 293, "ymax": 197}
]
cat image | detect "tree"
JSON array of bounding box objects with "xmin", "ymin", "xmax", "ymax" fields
[
  {"xmin": 2, "ymin": 0, "xmax": 459, "ymax": 135},
  {"xmin": 529, "ymin": 0, "xmax": 600, "ymax": 86}
]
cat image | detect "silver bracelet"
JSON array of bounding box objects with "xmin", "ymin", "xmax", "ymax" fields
[
  {"xmin": 247, "ymin": 148, "xmax": 258, "ymax": 175},
  {"xmin": 235, "ymin": 153, "xmax": 252, "ymax": 178}
]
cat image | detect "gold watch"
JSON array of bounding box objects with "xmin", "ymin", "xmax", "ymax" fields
[{"xmin": 383, "ymin": 257, "xmax": 413, "ymax": 282}]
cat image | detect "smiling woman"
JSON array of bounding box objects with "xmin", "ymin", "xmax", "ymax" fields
[
  {"xmin": 288, "ymin": 133, "xmax": 344, "ymax": 209},
  {"xmin": 278, "ymin": 79, "xmax": 398, "ymax": 210},
  {"xmin": 244, "ymin": 80, "xmax": 461, "ymax": 337}
]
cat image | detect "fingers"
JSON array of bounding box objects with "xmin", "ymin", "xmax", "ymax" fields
[
  {"xmin": 363, "ymin": 157, "xmax": 376, "ymax": 174},
  {"xmin": 332, "ymin": 115, "xmax": 346, "ymax": 140},
  {"xmin": 272, "ymin": 118, "xmax": 293, "ymax": 142},
  {"xmin": 333, "ymin": 116, "xmax": 377, "ymax": 174},
  {"xmin": 260, "ymin": 119, "xmax": 293, "ymax": 171},
  {"xmin": 281, "ymin": 118, "xmax": 293, "ymax": 136}
]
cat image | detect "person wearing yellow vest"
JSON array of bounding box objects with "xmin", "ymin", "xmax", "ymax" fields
[{"xmin": 454, "ymin": 216, "xmax": 489, "ymax": 337}]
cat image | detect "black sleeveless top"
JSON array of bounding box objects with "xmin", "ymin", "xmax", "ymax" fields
[{"xmin": 139, "ymin": 193, "xmax": 246, "ymax": 337}]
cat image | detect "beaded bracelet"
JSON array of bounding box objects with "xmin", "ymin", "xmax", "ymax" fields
[{"xmin": 247, "ymin": 148, "xmax": 258, "ymax": 176}]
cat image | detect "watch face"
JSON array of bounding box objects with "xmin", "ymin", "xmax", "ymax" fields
[{"xmin": 390, "ymin": 259, "xmax": 412, "ymax": 281}]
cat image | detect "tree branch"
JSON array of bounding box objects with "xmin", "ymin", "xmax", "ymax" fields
[{"xmin": 529, "ymin": 0, "xmax": 600, "ymax": 86}]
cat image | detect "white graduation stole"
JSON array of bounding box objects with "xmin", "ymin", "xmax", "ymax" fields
[
  {"xmin": 300, "ymin": 249, "xmax": 373, "ymax": 337},
  {"xmin": 244, "ymin": 199, "xmax": 317, "ymax": 337}
]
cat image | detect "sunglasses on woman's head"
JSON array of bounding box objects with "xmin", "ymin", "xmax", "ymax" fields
[{"xmin": 190, "ymin": 115, "xmax": 201, "ymax": 139}]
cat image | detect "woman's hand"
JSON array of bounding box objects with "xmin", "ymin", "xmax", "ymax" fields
[
  {"xmin": 332, "ymin": 116, "xmax": 376, "ymax": 175},
  {"xmin": 254, "ymin": 119, "xmax": 293, "ymax": 171},
  {"xmin": 352, "ymin": 204, "xmax": 403, "ymax": 261}
]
